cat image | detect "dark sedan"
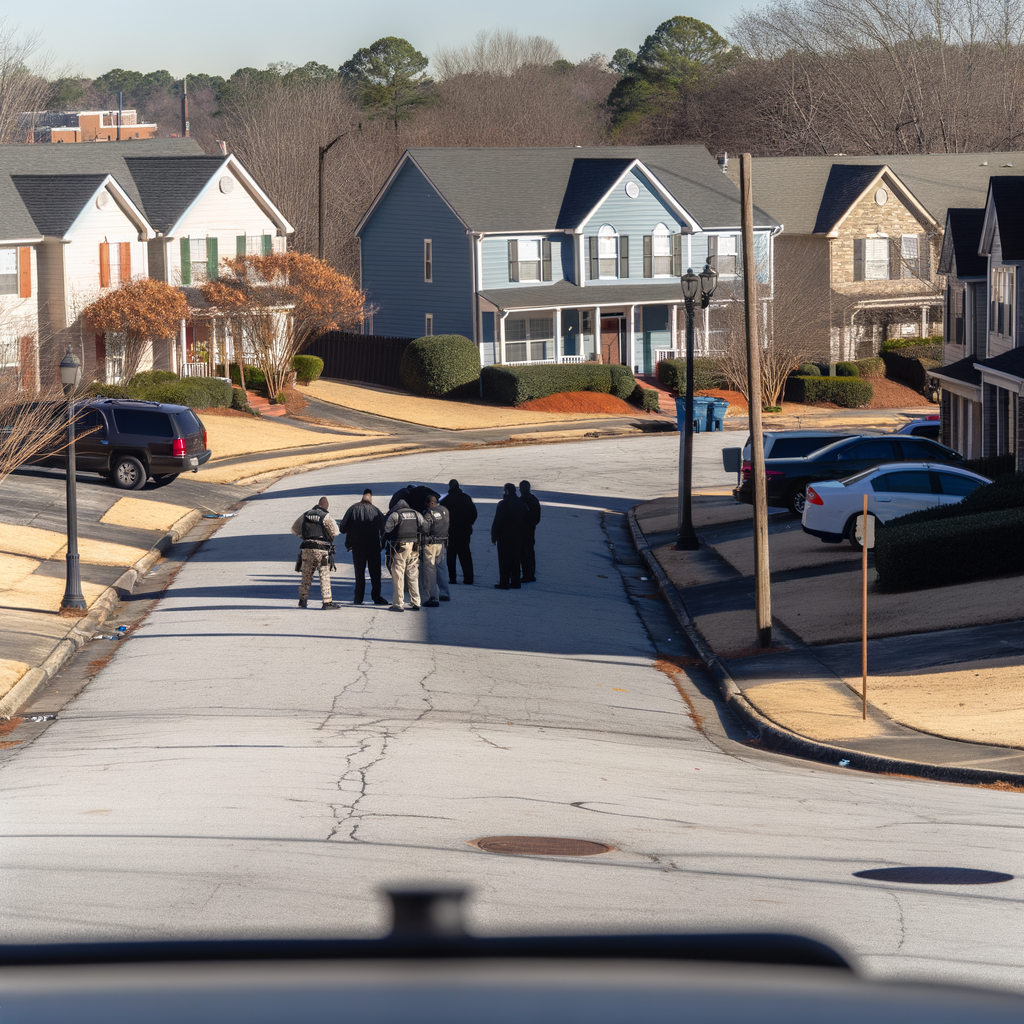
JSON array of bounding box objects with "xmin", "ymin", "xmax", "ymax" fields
[{"xmin": 732, "ymin": 434, "xmax": 965, "ymax": 515}]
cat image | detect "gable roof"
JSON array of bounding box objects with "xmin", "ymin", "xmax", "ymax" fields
[
  {"xmin": 556, "ymin": 158, "xmax": 635, "ymax": 228},
  {"xmin": 358, "ymin": 146, "xmax": 778, "ymax": 236},
  {"xmin": 729, "ymin": 152, "xmax": 1024, "ymax": 234},
  {"xmin": 939, "ymin": 208, "xmax": 986, "ymax": 277},
  {"xmin": 812, "ymin": 165, "xmax": 885, "ymax": 234},
  {"xmin": 123, "ymin": 156, "xmax": 227, "ymax": 233},
  {"xmin": 977, "ymin": 345, "xmax": 1024, "ymax": 383},
  {"xmin": 11, "ymin": 174, "xmax": 109, "ymax": 237},
  {"xmin": 981, "ymin": 176, "xmax": 1024, "ymax": 260},
  {"xmin": 932, "ymin": 355, "xmax": 981, "ymax": 388}
]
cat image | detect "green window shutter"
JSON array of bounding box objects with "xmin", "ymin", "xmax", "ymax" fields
[
  {"xmin": 619, "ymin": 235, "xmax": 629, "ymax": 279},
  {"xmin": 588, "ymin": 237, "xmax": 599, "ymax": 280},
  {"xmin": 508, "ymin": 239, "xmax": 519, "ymax": 282},
  {"xmin": 180, "ymin": 236, "xmax": 191, "ymax": 286},
  {"xmin": 236, "ymin": 235, "xmax": 246, "ymax": 256},
  {"xmin": 542, "ymin": 238, "xmax": 552, "ymax": 281},
  {"xmin": 853, "ymin": 238, "xmax": 865, "ymax": 281},
  {"xmin": 207, "ymin": 236, "xmax": 218, "ymax": 280},
  {"xmin": 671, "ymin": 234, "xmax": 683, "ymax": 277},
  {"xmin": 262, "ymin": 234, "xmax": 272, "ymax": 255},
  {"xmin": 643, "ymin": 236, "xmax": 652, "ymax": 278}
]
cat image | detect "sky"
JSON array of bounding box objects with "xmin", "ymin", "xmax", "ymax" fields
[{"xmin": 17, "ymin": 1, "xmax": 750, "ymax": 79}]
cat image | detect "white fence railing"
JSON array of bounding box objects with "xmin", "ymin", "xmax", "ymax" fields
[
  {"xmin": 181, "ymin": 362, "xmax": 213, "ymax": 378},
  {"xmin": 654, "ymin": 349, "xmax": 682, "ymax": 363},
  {"xmin": 502, "ymin": 354, "xmax": 587, "ymax": 366}
]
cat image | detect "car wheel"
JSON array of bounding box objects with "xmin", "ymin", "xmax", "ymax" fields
[
  {"xmin": 787, "ymin": 485, "xmax": 807, "ymax": 517},
  {"xmin": 112, "ymin": 455, "xmax": 147, "ymax": 490},
  {"xmin": 150, "ymin": 474, "xmax": 178, "ymax": 488},
  {"xmin": 846, "ymin": 513, "xmax": 879, "ymax": 551}
]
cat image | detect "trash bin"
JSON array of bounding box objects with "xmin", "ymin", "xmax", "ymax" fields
[
  {"xmin": 674, "ymin": 396, "xmax": 714, "ymax": 433},
  {"xmin": 707, "ymin": 399, "xmax": 729, "ymax": 432}
]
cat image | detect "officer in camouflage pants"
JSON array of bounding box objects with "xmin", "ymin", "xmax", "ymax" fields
[{"xmin": 291, "ymin": 496, "xmax": 341, "ymax": 609}]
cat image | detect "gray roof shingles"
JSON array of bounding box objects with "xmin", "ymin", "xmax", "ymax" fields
[
  {"xmin": 400, "ymin": 146, "xmax": 777, "ymax": 234},
  {"xmin": 932, "ymin": 356, "xmax": 982, "ymax": 387},
  {"xmin": 812, "ymin": 165, "xmax": 883, "ymax": 234},
  {"xmin": 978, "ymin": 345, "xmax": 1024, "ymax": 381},
  {"xmin": 124, "ymin": 156, "xmax": 226, "ymax": 232},
  {"xmin": 987, "ymin": 177, "xmax": 1024, "ymax": 261},
  {"xmin": 941, "ymin": 208, "xmax": 986, "ymax": 277},
  {"xmin": 11, "ymin": 174, "xmax": 109, "ymax": 237}
]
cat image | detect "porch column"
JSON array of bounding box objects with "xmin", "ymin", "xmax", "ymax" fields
[
  {"xmin": 498, "ymin": 313, "xmax": 506, "ymax": 364},
  {"xmin": 177, "ymin": 319, "xmax": 186, "ymax": 374},
  {"xmin": 594, "ymin": 305, "xmax": 601, "ymax": 362},
  {"xmin": 921, "ymin": 305, "xmax": 929, "ymax": 337},
  {"xmin": 554, "ymin": 308, "xmax": 562, "ymax": 363},
  {"xmin": 670, "ymin": 304, "xmax": 678, "ymax": 355},
  {"xmin": 628, "ymin": 304, "xmax": 637, "ymax": 371}
]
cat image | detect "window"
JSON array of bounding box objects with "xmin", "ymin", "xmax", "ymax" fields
[
  {"xmin": 108, "ymin": 243, "xmax": 121, "ymax": 284},
  {"xmin": 181, "ymin": 236, "xmax": 218, "ymax": 285},
  {"xmin": 112, "ymin": 409, "xmax": 174, "ymax": 437},
  {"xmin": 598, "ymin": 225, "xmax": 618, "ymax": 278},
  {"xmin": 837, "ymin": 439, "xmax": 897, "ymax": 460},
  {"xmin": 992, "ymin": 266, "xmax": 1014, "ymax": 336},
  {"xmin": 714, "ymin": 235, "xmax": 738, "ymax": 275},
  {"xmin": 190, "ymin": 237, "xmax": 209, "ymax": 284},
  {"xmin": 0, "ymin": 248, "xmax": 17, "ymax": 295},
  {"xmin": 237, "ymin": 235, "xmax": 272, "ymax": 256},
  {"xmin": 504, "ymin": 317, "xmax": 554, "ymax": 362},
  {"xmin": 901, "ymin": 235, "xmax": 919, "ymax": 278},
  {"xmin": 424, "ymin": 314, "xmax": 433, "ymax": 336},
  {"xmin": 75, "ymin": 408, "xmax": 107, "ymax": 439},
  {"xmin": 865, "ymin": 236, "xmax": 889, "ymax": 280},
  {"xmin": 424, "ymin": 240, "xmax": 433, "ymax": 283},
  {"xmin": 519, "ymin": 239, "xmax": 542, "ymax": 281},
  {"xmin": 936, "ymin": 472, "xmax": 982, "ymax": 496},
  {"xmin": 652, "ymin": 224, "xmax": 672, "ymax": 277},
  {"xmin": 507, "ymin": 238, "xmax": 551, "ymax": 282},
  {"xmin": 899, "ymin": 438, "xmax": 955, "ymax": 461},
  {"xmin": 871, "ymin": 470, "xmax": 933, "ymax": 493}
]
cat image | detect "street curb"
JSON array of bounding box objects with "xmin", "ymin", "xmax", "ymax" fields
[
  {"xmin": 0, "ymin": 508, "xmax": 203, "ymax": 720},
  {"xmin": 626, "ymin": 506, "xmax": 1024, "ymax": 788}
]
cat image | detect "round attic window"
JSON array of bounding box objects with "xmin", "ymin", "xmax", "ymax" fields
[
  {"xmin": 219, "ymin": 176, "xmax": 235, "ymax": 194},
  {"xmin": 874, "ymin": 188, "xmax": 889, "ymax": 206},
  {"xmin": 95, "ymin": 191, "xmax": 110, "ymax": 210},
  {"xmin": 625, "ymin": 181, "xmax": 640, "ymax": 199}
]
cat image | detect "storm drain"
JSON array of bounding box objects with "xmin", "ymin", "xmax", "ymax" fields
[
  {"xmin": 854, "ymin": 867, "xmax": 1013, "ymax": 885},
  {"xmin": 471, "ymin": 836, "xmax": 613, "ymax": 857}
]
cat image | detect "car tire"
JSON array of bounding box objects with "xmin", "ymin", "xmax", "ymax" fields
[
  {"xmin": 112, "ymin": 455, "xmax": 147, "ymax": 490},
  {"xmin": 150, "ymin": 474, "xmax": 178, "ymax": 488},
  {"xmin": 787, "ymin": 484, "xmax": 807, "ymax": 517},
  {"xmin": 846, "ymin": 513, "xmax": 879, "ymax": 551}
]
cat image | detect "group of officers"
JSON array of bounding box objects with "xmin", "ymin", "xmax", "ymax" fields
[{"xmin": 290, "ymin": 479, "xmax": 541, "ymax": 611}]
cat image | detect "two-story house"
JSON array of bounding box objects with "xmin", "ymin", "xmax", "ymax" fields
[
  {"xmin": 355, "ymin": 146, "xmax": 778, "ymax": 374},
  {"xmin": 0, "ymin": 140, "xmax": 293, "ymax": 387}
]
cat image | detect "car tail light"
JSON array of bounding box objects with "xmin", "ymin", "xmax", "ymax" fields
[
  {"xmin": 741, "ymin": 460, "xmax": 751, "ymax": 480},
  {"xmin": 806, "ymin": 486, "xmax": 824, "ymax": 505},
  {"xmin": 172, "ymin": 438, "xmax": 186, "ymax": 457},
  {"xmin": 203, "ymin": 430, "xmax": 207, "ymax": 450}
]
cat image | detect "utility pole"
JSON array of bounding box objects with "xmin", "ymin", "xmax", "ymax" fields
[
  {"xmin": 116, "ymin": 91, "xmax": 122, "ymax": 142},
  {"xmin": 181, "ymin": 76, "xmax": 189, "ymax": 138},
  {"xmin": 318, "ymin": 123, "xmax": 361, "ymax": 260},
  {"xmin": 740, "ymin": 153, "xmax": 772, "ymax": 648}
]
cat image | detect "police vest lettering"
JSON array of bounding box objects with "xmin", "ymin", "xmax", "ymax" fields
[
  {"xmin": 425, "ymin": 508, "xmax": 448, "ymax": 541},
  {"xmin": 300, "ymin": 507, "xmax": 332, "ymax": 549},
  {"xmin": 395, "ymin": 510, "xmax": 419, "ymax": 542}
]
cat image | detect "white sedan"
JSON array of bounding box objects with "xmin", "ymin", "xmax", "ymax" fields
[{"xmin": 801, "ymin": 462, "xmax": 991, "ymax": 549}]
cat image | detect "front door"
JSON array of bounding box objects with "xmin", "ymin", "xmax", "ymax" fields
[{"xmin": 600, "ymin": 317, "xmax": 622, "ymax": 364}]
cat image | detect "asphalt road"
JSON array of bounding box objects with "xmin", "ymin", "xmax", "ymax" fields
[{"xmin": 0, "ymin": 435, "xmax": 1021, "ymax": 995}]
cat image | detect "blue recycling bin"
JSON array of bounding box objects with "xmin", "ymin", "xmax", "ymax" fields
[
  {"xmin": 674, "ymin": 395, "xmax": 713, "ymax": 433},
  {"xmin": 707, "ymin": 399, "xmax": 729, "ymax": 432}
]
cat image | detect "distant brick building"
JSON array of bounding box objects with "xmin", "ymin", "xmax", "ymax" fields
[{"xmin": 22, "ymin": 110, "xmax": 158, "ymax": 144}]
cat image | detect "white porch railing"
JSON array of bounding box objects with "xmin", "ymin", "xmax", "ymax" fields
[
  {"xmin": 654, "ymin": 349, "xmax": 682, "ymax": 363},
  {"xmin": 502, "ymin": 355, "xmax": 587, "ymax": 366},
  {"xmin": 181, "ymin": 362, "xmax": 213, "ymax": 377},
  {"xmin": 561, "ymin": 355, "xmax": 584, "ymax": 364}
]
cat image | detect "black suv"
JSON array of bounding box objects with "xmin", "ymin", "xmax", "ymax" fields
[
  {"xmin": 35, "ymin": 399, "xmax": 212, "ymax": 489},
  {"xmin": 733, "ymin": 434, "xmax": 964, "ymax": 515}
]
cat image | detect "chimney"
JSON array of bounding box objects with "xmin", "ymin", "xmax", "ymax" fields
[{"xmin": 718, "ymin": 151, "xmax": 728, "ymax": 173}]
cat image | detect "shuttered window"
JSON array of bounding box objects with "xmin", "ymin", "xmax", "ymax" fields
[
  {"xmin": 865, "ymin": 236, "xmax": 889, "ymax": 280},
  {"xmin": 508, "ymin": 238, "xmax": 551, "ymax": 282},
  {"xmin": 992, "ymin": 266, "xmax": 1014, "ymax": 337},
  {"xmin": 508, "ymin": 239, "xmax": 519, "ymax": 282},
  {"xmin": 0, "ymin": 247, "xmax": 18, "ymax": 295},
  {"xmin": 715, "ymin": 235, "xmax": 738, "ymax": 275},
  {"xmin": 598, "ymin": 225, "xmax": 618, "ymax": 278},
  {"xmin": 425, "ymin": 314, "xmax": 433, "ymax": 336},
  {"xmin": 652, "ymin": 224, "xmax": 671, "ymax": 276},
  {"xmin": 588, "ymin": 236, "xmax": 599, "ymax": 280},
  {"xmin": 99, "ymin": 242, "xmax": 110, "ymax": 287}
]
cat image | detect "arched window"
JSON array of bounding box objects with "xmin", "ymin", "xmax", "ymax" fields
[
  {"xmin": 598, "ymin": 224, "xmax": 618, "ymax": 278},
  {"xmin": 652, "ymin": 223, "xmax": 671, "ymax": 276}
]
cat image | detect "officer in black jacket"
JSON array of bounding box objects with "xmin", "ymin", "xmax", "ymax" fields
[
  {"xmin": 419, "ymin": 495, "xmax": 450, "ymax": 607},
  {"xmin": 518, "ymin": 480, "xmax": 541, "ymax": 583},
  {"xmin": 383, "ymin": 499, "xmax": 426, "ymax": 611},
  {"xmin": 491, "ymin": 483, "xmax": 528, "ymax": 589},
  {"xmin": 339, "ymin": 489, "xmax": 388, "ymax": 606},
  {"xmin": 290, "ymin": 497, "xmax": 340, "ymax": 609},
  {"xmin": 441, "ymin": 479, "xmax": 477, "ymax": 585}
]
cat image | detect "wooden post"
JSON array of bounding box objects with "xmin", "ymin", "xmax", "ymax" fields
[
  {"xmin": 862, "ymin": 492, "xmax": 868, "ymax": 720},
  {"xmin": 740, "ymin": 153, "xmax": 772, "ymax": 648}
]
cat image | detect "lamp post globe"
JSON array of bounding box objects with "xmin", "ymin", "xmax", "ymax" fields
[
  {"xmin": 59, "ymin": 347, "xmax": 86, "ymax": 615},
  {"xmin": 59, "ymin": 346, "xmax": 82, "ymax": 394},
  {"xmin": 699, "ymin": 262, "xmax": 718, "ymax": 302},
  {"xmin": 680, "ymin": 268, "xmax": 700, "ymax": 303}
]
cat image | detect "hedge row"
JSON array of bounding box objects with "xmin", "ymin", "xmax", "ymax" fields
[
  {"xmin": 877, "ymin": 472, "xmax": 1024, "ymax": 530},
  {"xmin": 875, "ymin": 506, "xmax": 1024, "ymax": 591},
  {"xmin": 855, "ymin": 356, "xmax": 886, "ymax": 379},
  {"xmin": 481, "ymin": 363, "xmax": 638, "ymax": 405},
  {"xmin": 784, "ymin": 375, "xmax": 874, "ymax": 407},
  {"xmin": 400, "ymin": 334, "xmax": 481, "ymax": 397},
  {"xmin": 881, "ymin": 350, "xmax": 943, "ymax": 391},
  {"xmin": 964, "ymin": 453, "xmax": 1017, "ymax": 481},
  {"xmin": 632, "ymin": 385, "xmax": 662, "ymax": 411},
  {"xmin": 86, "ymin": 375, "xmax": 232, "ymax": 409},
  {"xmin": 880, "ymin": 335, "xmax": 943, "ymax": 352},
  {"xmin": 656, "ymin": 358, "xmax": 728, "ymax": 394}
]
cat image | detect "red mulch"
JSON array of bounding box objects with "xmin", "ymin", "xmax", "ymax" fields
[
  {"xmin": 696, "ymin": 388, "xmax": 748, "ymax": 411},
  {"xmin": 865, "ymin": 378, "xmax": 934, "ymax": 409},
  {"xmin": 517, "ymin": 391, "xmax": 639, "ymax": 414}
]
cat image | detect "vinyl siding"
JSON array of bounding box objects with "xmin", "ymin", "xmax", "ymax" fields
[
  {"xmin": 481, "ymin": 234, "xmax": 566, "ymax": 289},
  {"xmin": 360, "ymin": 160, "xmax": 473, "ymax": 338},
  {"xmin": 0, "ymin": 245, "xmax": 39, "ymax": 348},
  {"xmin": 987, "ymin": 227, "xmax": 1014, "ymax": 358}
]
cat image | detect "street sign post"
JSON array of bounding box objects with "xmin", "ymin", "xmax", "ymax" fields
[{"xmin": 855, "ymin": 495, "xmax": 875, "ymax": 720}]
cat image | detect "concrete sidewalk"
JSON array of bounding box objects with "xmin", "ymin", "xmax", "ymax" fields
[{"xmin": 630, "ymin": 494, "xmax": 1024, "ymax": 784}]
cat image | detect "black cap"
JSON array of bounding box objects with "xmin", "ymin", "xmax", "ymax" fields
[
  {"xmin": 449, "ymin": 479, "xmax": 459, "ymax": 489},
  {"xmin": 363, "ymin": 489, "xmax": 373, "ymax": 496}
]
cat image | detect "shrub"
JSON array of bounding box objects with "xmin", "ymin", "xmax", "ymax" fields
[
  {"xmin": 880, "ymin": 335, "xmax": 943, "ymax": 352},
  {"xmin": 784, "ymin": 376, "xmax": 874, "ymax": 407},
  {"xmin": 835, "ymin": 361, "xmax": 859, "ymax": 377},
  {"xmin": 127, "ymin": 369, "xmax": 179, "ymax": 388},
  {"xmin": 876, "ymin": 472, "xmax": 1024, "ymax": 531},
  {"xmin": 963, "ymin": 453, "xmax": 1017, "ymax": 481},
  {"xmin": 226, "ymin": 362, "xmax": 267, "ymax": 395},
  {"xmin": 875, "ymin": 506, "xmax": 1024, "ymax": 591},
  {"xmin": 400, "ymin": 334, "xmax": 481, "ymax": 397},
  {"xmin": 631, "ymin": 385, "xmax": 662, "ymax": 411},
  {"xmin": 178, "ymin": 376, "xmax": 232, "ymax": 408},
  {"xmin": 881, "ymin": 350, "xmax": 943, "ymax": 391},
  {"xmin": 482, "ymin": 363, "xmax": 619, "ymax": 405},
  {"xmin": 291, "ymin": 353, "xmax": 324, "ymax": 385},
  {"xmin": 656, "ymin": 358, "xmax": 727, "ymax": 393},
  {"xmin": 609, "ymin": 363, "xmax": 638, "ymax": 399},
  {"xmin": 86, "ymin": 383, "xmax": 130, "ymax": 399},
  {"xmin": 855, "ymin": 356, "xmax": 885, "ymax": 379},
  {"xmin": 141, "ymin": 380, "xmax": 212, "ymax": 408},
  {"xmin": 230, "ymin": 387, "xmax": 250, "ymax": 411},
  {"xmin": 796, "ymin": 362, "xmax": 821, "ymax": 376}
]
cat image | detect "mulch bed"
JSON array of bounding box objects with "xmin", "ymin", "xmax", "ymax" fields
[{"xmin": 517, "ymin": 391, "xmax": 641, "ymax": 414}]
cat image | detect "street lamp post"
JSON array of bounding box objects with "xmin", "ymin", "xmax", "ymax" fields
[
  {"xmin": 59, "ymin": 346, "xmax": 86, "ymax": 616},
  {"xmin": 317, "ymin": 123, "xmax": 361, "ymax": 260},
  {"xmin": 676, "ymin": 262, "xmax": 718, "ymax": 551}
]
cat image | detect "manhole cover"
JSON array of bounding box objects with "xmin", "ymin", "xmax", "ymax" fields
[
  {"xmin": 472, "ymin": 836, "xmax": 613, "ymax": 857},
  {"xmin": 854, "ymin": 867, "xmax": 1013, "ymax": 885}
]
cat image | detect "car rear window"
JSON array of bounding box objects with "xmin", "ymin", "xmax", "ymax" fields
[
  {"xmin": 937, "ymin": 472, "xmax": 983, "ymax": 496},
  {"xmin": 113, "ymin": 409, "xmax": 174, "ymax": 437},
  {"xmin": 768, "ymin": 436, "xmax": 845, "ymax": 459},
  {"xmin": 899, "ymin": 437, "xmax": 951, "ymax": 460},
  {"xmin": 872, "ymin": 470, "xmax": 934, "ymax": 493},
  {"xmin": 838, "ymin": 439, "xmax": 898, "ymax": 460},
  {"xmin": 910, "ymin": 424, "xmax": 940, "ymax": 439},
  {"xmin": 175, "ymin": 410, "xmax": 202, "ymax": 435}
]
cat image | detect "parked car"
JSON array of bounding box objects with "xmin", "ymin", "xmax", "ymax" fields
[
  {"xmin": 733, "ymin": 434, "xmax": 966, "ymax": 515},
  {"xmin": 31, "ymin": 398, "xmax": 211, "ymax": 489},
  {"xmin": 802, "ymin": 463, "xmax": 991, "ymax": 548},
  {"xmin": 740, "ymin": 430, "xmax": 861, "ymax": 463},
  {"xmin": 895, "ymin": 416, "xmax": 941, "ymax": 441}
]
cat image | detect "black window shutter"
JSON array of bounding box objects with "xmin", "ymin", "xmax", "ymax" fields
[
  {"xmin": 889, "ymin": 237, "xmax": 900, "ymax": 280},
  {"xmin": 508, "ymin": 239, "xmax": 519, "ymax": 282},
  {"xmin": 589, "ymin": 237, "xmax": 599, "ymax": 280},
  {"xmin": 918, "ymin": 234, "xmax": 930, "ymax": 280},
  {"xmin": 542, "ymin": 238, "xmax": 552, "ymax": 281},
  {"xmin": 707, "ymin": 235, "xmax": 718, "ymax": 273},
  {"xmin": 643, "ymin": 235, "xmax": 652, "ymax": 278},
  {"xmin": 853, "ymin": 238, "xmax": 865, "ymax": 281},
  {"xmin": 619, "ymin": 235, "xmax": 629, "ymax": 279},
  {"xmin": 672, "ymin": 234, "xmax": 683, "ymax": 277}
]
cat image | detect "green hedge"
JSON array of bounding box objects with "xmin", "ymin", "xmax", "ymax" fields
[
  {"xmin": 400, "ymin": 334, "xmax": 481, "ymax": 397},
  {"xmin": 784, "ymin": 376, "xmax": 874, "ymax": 407},
  {"xmin": 224, "ymin": 363, "xmax": 267, "ymax": 395},
  {"xmin": 881, "ymin": 349, "xmax": 943, "ymax": 391},
  {"xmin": 291, "ymin": 354, "xmax": 324, "ymax": 384},
  {"xmin": 85, "ymin": 375, "xmax": 232, "ymax": 409},
  {"xmin": 876, "ymin": 506, "xmax": 1024, "ymax": 591},
  {"xmin": 875, "ymin": 472, "xmax": 1024, "ymax": 530},
  {"xmin": 796, "ymin": 362, "xmax": 821, "ymax": 377},
  {"xmin": 631, "ymin": 385, "xmax": 662, "ymax": 411},
  {"xmin": 656, "ymin": 358, "xmax": 727, "ymax": 393},
  {"xmin": 608, "ymin": 364, "xmax": 637, "ymax": 399},
  {"xmin": 482, "ymin": 363, "xmax": 628, "ymax": 405},
  {"xmin": 855, "ymin": 356, "xmax": 885, "ymax": 379},
  {"xmin": 964, "ymin": 453, "xmax": 1017, "ymax": 481},
  {"xmin": 127, "ymin": 369, "xmax": 179, "ymax": 388},
  {"xmin": 835, "ymin": 361, "xmax": 859, "ymax": 377},
  {"xmin": 880, "ymin": 335, "xmax": 943, "ymax": 352}
]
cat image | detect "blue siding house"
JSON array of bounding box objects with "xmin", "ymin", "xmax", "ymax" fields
[{"xmin": 356, "ymin": 146, "xmax": 779, "ymax": 373}]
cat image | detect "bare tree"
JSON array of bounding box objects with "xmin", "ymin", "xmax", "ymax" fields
[
  {"xmin": 434, "ymin": 29, "xmax": 562, "ymax": 79},
  {"xmin": 0, "ymin": 18, "xmax": 54, "ymax": 143}
]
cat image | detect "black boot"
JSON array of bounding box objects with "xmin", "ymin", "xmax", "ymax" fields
[{"xmin": 298, "ymin": 598, "xmax": 308, "ymax": 608}]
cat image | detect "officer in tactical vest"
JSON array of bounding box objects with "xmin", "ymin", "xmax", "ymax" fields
[
  {"xmin": 383, "ymin": 499, "xmax": 426, "ymax": 611},
  {"xmin": 291, "ymin": 496, "xmax": 340, "ymax": 609},
  {"xmin": 419, "ymin": 495, "xmax": 450, "ymax": 608}
]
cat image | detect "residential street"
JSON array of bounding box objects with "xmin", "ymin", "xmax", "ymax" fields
[{"xmin": 0, "ymin": 436, "xmax": 1021, "ymax": 994}]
